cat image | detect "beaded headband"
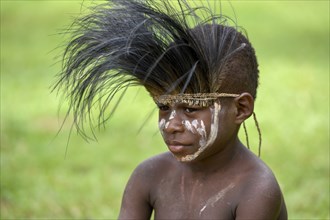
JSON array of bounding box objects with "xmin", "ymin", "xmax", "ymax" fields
[{"xmin": 153, "ymin": 93, "xmax": 240, "ymax": 107}]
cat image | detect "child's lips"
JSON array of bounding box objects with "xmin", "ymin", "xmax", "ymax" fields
[
  {"xmin": 168, "ymin": 144, "xmax": 186, "ymax": 153},
  {"xmin": 166, "ymin": 141, "xmax": 191, "ymax": 153}
]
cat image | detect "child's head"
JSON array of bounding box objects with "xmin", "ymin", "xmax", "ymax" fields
[
  {"xmin": 54, "ymin": 0, "xmax": 260, "ymax": 155},
  {"xmin": 147, "ymin": 24, "xmax": 259, "ymax": 100}
]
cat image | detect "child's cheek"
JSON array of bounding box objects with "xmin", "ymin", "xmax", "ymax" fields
[
  {"xmin": 158, "ymin": 110, "xmax": 174, "ymax": 133},
  {"xmin": 182, "ymin": 119, "xmax": 207, "ymax": 147},
  {"xmin": 204, "ymin": 102, "xmax": 221, "ymax": 147},
  {"xmin": 158, "ymin": 118, "xmax": 166, "ymax": 136},
  {"xmin": 158, "ymin": 117, "xmax": 171, "ymax": 136}
]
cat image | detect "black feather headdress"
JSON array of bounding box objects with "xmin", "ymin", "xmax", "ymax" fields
[{"xmin": 54, "ymin": 0, "xmax": 259, "ymax": 139}]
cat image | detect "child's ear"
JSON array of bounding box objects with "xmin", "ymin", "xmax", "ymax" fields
[{"xmin": 233, "ymin": 93, "xmax": 254, "ymax": 124}]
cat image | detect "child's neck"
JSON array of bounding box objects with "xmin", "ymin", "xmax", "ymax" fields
[{"xmin": 180, "ymin": 138, "xmax": 243, "ymax": 177}]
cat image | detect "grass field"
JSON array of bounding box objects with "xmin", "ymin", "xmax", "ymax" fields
[{"xmin": 1, "ymin": 1, "xmax": 329, "ymax": 219}]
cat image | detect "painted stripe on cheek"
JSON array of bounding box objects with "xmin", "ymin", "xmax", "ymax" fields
[{"xmin": 182, "ymin": 120, "xmax": 195, "ymax": 133}]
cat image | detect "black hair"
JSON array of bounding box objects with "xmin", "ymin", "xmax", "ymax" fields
[{"xmin": 54, "ymin": 0, "xmax": 259, "ymax": 137}]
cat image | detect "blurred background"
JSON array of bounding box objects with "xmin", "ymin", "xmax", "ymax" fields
[{"xmin": 1, "ymin": 1, "xmax": 329, "ymax": 219}]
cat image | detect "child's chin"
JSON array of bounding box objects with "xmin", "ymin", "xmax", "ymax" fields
[
  {"xmin": 174, "ymin": 147, "xmax": 211, "ymax": 163},
  {"xmin": 174, "ymin": 153, "xmax": 200, "ymax": 163}
]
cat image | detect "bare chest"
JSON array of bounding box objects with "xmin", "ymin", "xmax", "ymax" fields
[{"xmin": 151, "ymin": 176, "xmax": 238, "ymax": 219}]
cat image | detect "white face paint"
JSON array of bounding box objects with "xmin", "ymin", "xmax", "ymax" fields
[
  {"xmin": 158, "ymin": 118, "xmax": 166, "ymax": 136},
  {"xmin": 182, "ymin": 119, "xmax": 207, "ymax": 147},
  {"xmin": 180, "ymin": 102, "xmax": 221, "ymax": 162},
  {"xmin": 158, "ymin": 110, "xmax": 175, "ymax": 134},
  {"xmin": 165, "ymin": 121, "xmax": 170, "ymax": 129},
  {"xmin": 169, "ymin": 110, "xmax": 176, "ymax": 120},
  {"xmin": 182, "ymin": 120, "xmax": 194, "ymax": 134},
  {"xmin": 158, "ymin": 102, "xmax": 221, "ymax": 162},
  {"xmin": 198, "ymin": 120, "xmax": 207, "ymax": 147}
]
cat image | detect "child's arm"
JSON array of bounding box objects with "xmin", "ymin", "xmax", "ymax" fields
[
  {"xmin": 235, "ymin": 173, "xmax": 287, "ymax": 220},
  {"xmin": 118, "ymin": 162, "xmax": 154, "ymax": 219}
]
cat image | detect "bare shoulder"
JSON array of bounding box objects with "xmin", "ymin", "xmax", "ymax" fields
[
  {"xmin": 126, "ymin": 152, "xmax": 176, "ymax": 195},
  {"xmin": 123, "ymin": 151, "xmax": 174, "ymax": 194},
  {"xmin": 234, "ymin": 148, "xmax": 287, "ymax": 220},
  {"xmin": 118, "ymin": 152, "xmax": 174, "ymax": 219},
  {"xmin": 132, "ymin": 152, "xmax": 175, "ymax": 181}
]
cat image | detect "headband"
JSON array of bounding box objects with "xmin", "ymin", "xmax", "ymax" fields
[{"xmin": 153, "ymin": 93, "xmax": 239, "ymax": 107}]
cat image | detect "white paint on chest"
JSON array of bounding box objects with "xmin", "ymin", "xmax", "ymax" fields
[{"xmin": 199, "ymin": 183, "xmax": 235, "ymax": 216}]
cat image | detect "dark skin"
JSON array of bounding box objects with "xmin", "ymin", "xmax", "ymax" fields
[{"xmin": 118, "ymin": 93, "xmax": 287, "ymax": 219}]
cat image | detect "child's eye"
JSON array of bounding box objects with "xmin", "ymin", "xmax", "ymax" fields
[
  {"xmin": 184, "ymin": 107, "xmax": 198, "ymax": 113},
  {"xmin": 158, "ymin": 105, "xmax": 170, "ymax": 111}
]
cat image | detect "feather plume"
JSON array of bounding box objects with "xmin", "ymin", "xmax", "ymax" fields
[{"xmin": 54, "ymin": 0, "xmax": 258, "ymax": 137}]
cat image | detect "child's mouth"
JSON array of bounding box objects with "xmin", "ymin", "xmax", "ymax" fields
[
  {"xmin": 166, "ymin": 141, "xmax": 195, "ymax": 154},
  {"xmin": 168, "ymin": 144, "xmax": 186, "ymax": 153}
]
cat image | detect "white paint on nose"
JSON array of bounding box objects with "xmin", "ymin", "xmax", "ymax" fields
[{"xmin": 169, "ymin": 110, "xmax": 176, "ymax": 120}]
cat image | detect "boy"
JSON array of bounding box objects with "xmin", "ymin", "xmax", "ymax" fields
[{"xmin": 55, "ymin": 0, "xmax": 287, "ymax": 219}]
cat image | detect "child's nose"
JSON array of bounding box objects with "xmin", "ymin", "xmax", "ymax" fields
[{"xmin": 164, "ymin": 112, "xmax": 184, "ymax": 134}]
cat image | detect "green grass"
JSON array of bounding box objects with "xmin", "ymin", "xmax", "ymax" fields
[{"xmin": 1, "ymin": 1, "xmax": 329, "ymax": 219}]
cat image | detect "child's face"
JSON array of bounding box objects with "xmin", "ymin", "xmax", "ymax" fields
[{"xmin": 158, "ymin": 100, "xmax": 235, "ymax": 162}]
